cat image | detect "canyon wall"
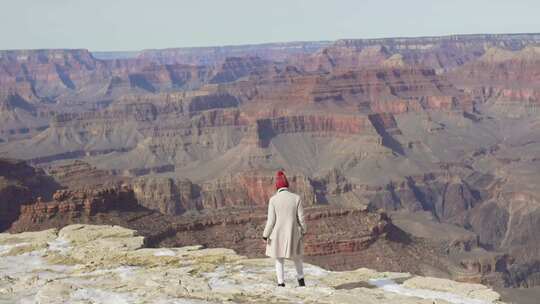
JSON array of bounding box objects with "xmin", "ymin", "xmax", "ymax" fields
[{"xmin": 2, "ymin": 33, "xmax": 540, "ymax": 297}]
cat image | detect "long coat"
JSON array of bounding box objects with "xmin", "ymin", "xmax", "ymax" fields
[{"xmin": 262, "ymin": 188, "xmax": 307, "ymax": 259}]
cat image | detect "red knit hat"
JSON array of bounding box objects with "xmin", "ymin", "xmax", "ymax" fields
[{"xmin": 275, "ymin": 170, "xmax": 289, "ymax": 190}]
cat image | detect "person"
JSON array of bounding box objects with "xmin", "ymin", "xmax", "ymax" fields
[{"xmin": 262, "ymin": 170, "xmax": 307, "ymax": 287}]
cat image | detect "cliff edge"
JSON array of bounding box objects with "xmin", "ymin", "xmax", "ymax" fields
[{"xmin": 0, "ymin": 224, "xmax": 504, "ymax": 304}]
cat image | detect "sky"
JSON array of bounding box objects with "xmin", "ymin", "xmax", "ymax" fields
[{"xmin": 1, "ymin": 0, "xmax": 539, "ymax": 51}]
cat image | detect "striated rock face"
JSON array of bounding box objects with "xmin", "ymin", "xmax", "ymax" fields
[
  {"xmin": 0, "ymin": 224, "xmax": 505, "ymax": 304},
  {"xmin": 11, "ymin": 186, "xmax": 140, "ymax": 230},
  {"xmin": 43, "ymin": 160, "xmax": 127, "ymax": 189},
  {"xmin": 199, "ymin": 172, "xmax": 318, "ymax": 209},
  {"xmin": 0, "ymin": 49, "xmax": 113, "ymax": 107},
  {"xmin": 129, "ymin": 172, "xmax": 317, "ymax": 214},
  {"xmin": 222, "ymin": 64, "xmax": 473, "ymax": 115},
  {"xmin": 0, "ymin": 159, "xmax": 59, "ymax": 231},
  {"xmin": 366, "ymin": 172, "xmax": 481, "ymax": 225},
  {"xmin": 209, "ymin": 56, "xmax": 272, "ymax": 83},
  {"xmin": 447, "ymin": 46, "xmax": 540, "ymax": 107},
  {"xmin": 0, "ymin": 92, "xmax": 50, "ymax": 141},
  {"xmin": 303, "ymin": 45, "xmax": 392, "ymax": 72},
  {"xmin": 0, "ymin": 48, "xmax": 210, "ymax": 104},
  {"xmin": 131, "ymin": 176, "xmax": 199, "ymax": 215},
  {"xmin": 120, "ymin": 62, "xmax": 213, "ymax": 92},
  {"xmin": 298, "ymin": 33, "xmax": 540, "ymax": 72}
]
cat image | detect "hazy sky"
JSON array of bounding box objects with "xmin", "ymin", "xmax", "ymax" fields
[{"xmin": 1, "ymin": 0, "xmax": 539, "ymax": 51}]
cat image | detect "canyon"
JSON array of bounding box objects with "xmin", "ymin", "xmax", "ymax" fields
[{"xmin": 2, "ymin": 33, "xmax": 540, "ymax": 303}]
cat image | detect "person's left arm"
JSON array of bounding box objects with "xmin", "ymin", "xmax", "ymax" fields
[{"xmin": 262, "ymin": 200, "xmax": 276, "ymax": 240}]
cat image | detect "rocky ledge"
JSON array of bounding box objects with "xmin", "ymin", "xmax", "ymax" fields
[{"xmin": 0, "ymin": 224, "xmax": 504, "ymax": 304}]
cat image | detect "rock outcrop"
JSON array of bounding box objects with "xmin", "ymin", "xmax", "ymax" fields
[
  {"xmin": 12, "ymin": 186, "xmax": 139, "ymax": 229},
  {"xmin": 0, "ymin": 159, "xmax": 59, "ymax": 231},
  {"xmin": 132, "ymin": 176, "xmax": 199, "ymax": 214},
  {"xmin": 0, "ymin": 224, "xmax": 505, "ymax": 304}
]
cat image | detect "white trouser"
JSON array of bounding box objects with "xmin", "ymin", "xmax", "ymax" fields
[{"xmin": 275, "ymin": 257, "xmax": 304, "ymax": 284}]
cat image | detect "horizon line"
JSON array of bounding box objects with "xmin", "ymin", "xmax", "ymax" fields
[{"xmin": 0, "ymin": 31, "xmax": 539, "ymax": 54}]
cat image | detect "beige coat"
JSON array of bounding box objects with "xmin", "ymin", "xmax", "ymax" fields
[{"xmin": 262, "ymin": 188, "xmax": 307, "ymax": 259}]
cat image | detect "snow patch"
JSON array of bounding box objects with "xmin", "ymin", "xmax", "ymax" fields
[
  {"xmin": 0, "ymin": 242, "xmax": 29, "ymax": 255},
  {"xmin": 47, "ymin": 237, "xmax": 71, "ymax": 254},
  {"xmin": 369, "ymin": 278, "xmax": 493, "ymax": 304},
  {"xmin": 204, "ymin": 266, "xmax": 237, "ymax": 291},
  {"xmin": 154, "ymin": 299, "xmax": 218, "ymax": 304},
  {"xmin": 114, "ymin": 266, "xmax": 138, "ymax": 280},
  {"xmin": 302, "ymin": 263, "xmax": 329, "ymax": 277},
  {"xmin": 1, "ymin": 249, "xmax": 74, "ymax": 278},
  {"xmin": 72, "ymin": 265, "xmax": 138, "ymax": 281},
  {"xmin": 154, "ymin": 249, "xmax": 176, "ymax": 256},
  {"xmin": 71, "ymin": 287, "xmax": 136, "ymax": 304}
]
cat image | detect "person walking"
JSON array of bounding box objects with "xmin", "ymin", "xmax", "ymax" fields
[{"xmin": 262, "ymin": 170, "xmax": 307, "ymax": 287}]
